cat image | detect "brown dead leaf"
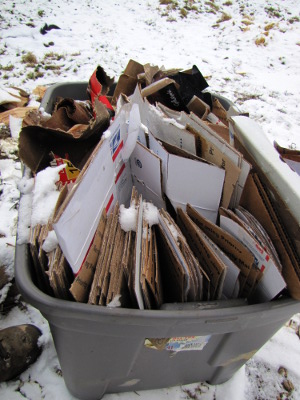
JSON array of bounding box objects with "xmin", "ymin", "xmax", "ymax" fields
[
  {"xmin": 32, "ymin": 86, "xmax": 48, "ymax": 102},
  {"xmin": 282, "ymin": 379, "xmax": 294, "ymax": 393}
]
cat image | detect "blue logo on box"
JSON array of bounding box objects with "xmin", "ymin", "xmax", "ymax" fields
[
  {"xmin": 110, "ymin": 128, "xmax": 121, "ymax": 156},
  {"xmin": 135, "ymin": 158, "xmax": 142, "ymax": 168}
]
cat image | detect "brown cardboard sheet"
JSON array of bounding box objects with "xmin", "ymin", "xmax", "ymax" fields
[
  {"xmin": 112, "ymin": 59, "xmax": 144, "ymax": 105},
  {"xmin": 160, "ymin": 209, "xmax": 202, "ymax": 302},
  {"xmin": 176, "ymin": 208, "xmax": 226, "ymax": 300},
  {"xmin": 187, "ymin": 95, "xmax": 210, "ymax": 120},
  {"xmin": 211, "ymin": 98, "xmax": 228, "ymax": 126},
  {"xmin": 240, "ymin": 173, "xmax": 300, "ymax": 300},
  {"xmin": 70, "ymin": 208, "xmax": 107, "ymax": 303},
  {"xmin": 186, "ymin": 203, "xmax": 255, "ymax": 297},
  {"xmin": 187, "ymin": 125, "xmax": 240, "ymax": 209},
  {"xmin": 88, "ymin": 205, "xmax": 119, "ymax": 305},
  {"xmin": 155, "ymin": 222, "xmax": 186, "ymax": 303}
]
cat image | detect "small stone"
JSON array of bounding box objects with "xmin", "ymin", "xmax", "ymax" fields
[
  {"xmin": 278, "ymin": 366, "xmax": 288, "ymax": 378},
  {"xmin": 282, "ymin": 379, "xmax": 294, "ymax": 393}
]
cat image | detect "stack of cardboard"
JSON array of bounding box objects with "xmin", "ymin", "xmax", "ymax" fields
[{"xmin": 20, "ymin": 60, "xmax": 300, "ymax": 308}]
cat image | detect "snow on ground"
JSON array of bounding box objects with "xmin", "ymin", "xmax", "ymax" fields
[{"xmin": 0, "ymin": 0, "xmax": 300, "ymax": 399}]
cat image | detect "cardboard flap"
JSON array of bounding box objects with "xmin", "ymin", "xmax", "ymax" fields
[
  {"xmin": 141, "ymin": 97, "xmax": 198, "ymax": 155},
  {"xmin": 105, "ymin": 221, "xmax": 126, "ymax": 306},
  {"xmin": 88, "ymin": 203, "xmax": 120, "ymax": 305},
  {"xmin": 186, "ymin": 203, "xmax": 253, "ymax": 297},
  {"xmin": 140, "ymin": 218, "xmax": 163, "ymax": 309},
  {"xmin": 204, "ymin": 234, "xmax": 240, "ymax": 299},
  {"xmin": 205, "ymin": 122, "xmax": 230, "ymax": 143},
  {"xmin": 219, "ymin": 213, "xmax": 286, "ymax": 303},
  {"xmin": 166, "ymin": 153, "xmax": 225, "ymax": 223},
  {"xmin": 160, "ymin": 209, "xmax": 204, "ymax": 302},
  {"xmin": 133, "ymin": 195, "xmax": 144, "ymax": 309},
  {"xmin": 148, "ymin": 131, "xmax": 225, "ymax": 223},
  {"xmin": 211, "ymin": 98, "xmax": 228, "ymax": 126},
  {"xmin": 187, "ymin": 95, "xmax": 210, "ymax": 120},
  {"xmin": 156, "ymin": 102, "xmax": 250, "ymax": 208},
  {"xmin": 19, "ymin": 102, "xmax": 110, "ymax": 173},
  {"xmin": 141, "ymin": 77, "xmax": 176, "ymax": 98},
  {"xmin": 187, "ymin": 124, "xmax": 241, "ymax": 208},
  {"xmin": 70, "ymin": 208, "xmax": 107, "ymax": 303},
  {"xmin": 130, "ymin": 141, "xmax": 165, "ymax": 209},
  {"xmin": 155, "ymin": 212, "xmax": 189, "ymax": 303},
  {"xmin": 143, "ymin": 63, "xmax": 160, "ymax": 86},
  {"xmin": 240, "ymin": 173, "xmax": 300, "ymax": 300},
  {"xmin": 53, "ymin": 112, "xmax": 132, "ymax": 274},
  {"xmin": 112, "ymin": 59, "xmax": 144, "ymax": 105},
  {"xmin": 177, "ymin": 208, "xmax": 226, "ymax": 300}
]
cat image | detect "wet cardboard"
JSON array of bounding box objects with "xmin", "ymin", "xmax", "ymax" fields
[{"xmin": 19, "ymin": 99, "xmax": 111, "ymax": 173}]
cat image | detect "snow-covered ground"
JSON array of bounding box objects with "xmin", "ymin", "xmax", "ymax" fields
[{"xmin": 1, "ymin": 0, "xmax": 300, "ymax": 399}]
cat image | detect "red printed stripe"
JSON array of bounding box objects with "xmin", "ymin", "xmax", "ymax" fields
[
  {"xmin": 265, "ymin": 254, "xmax": 270, "ymax": 262},
  {"xmin": 105, "ymin": 193, "xmax": 114, "ymax": 213},
  {"xmin": 75, "ymin": 233, "xmax": 96, "ymax": 277},
  {"xmin": 261, "ymin": 265, "xmax": 265, "ymax": 273},
  {"xmin": 115, "ymin": 163, "xmax": 126, "ymax": 184},
  {"xmin": 112, "ymin": 140, "xmax": 123, "ymax": 162}
]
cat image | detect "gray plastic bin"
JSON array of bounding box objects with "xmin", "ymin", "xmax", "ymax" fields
[{"xmin": 15, "ymin": 82, "xmax": 300, "ymax": 400}]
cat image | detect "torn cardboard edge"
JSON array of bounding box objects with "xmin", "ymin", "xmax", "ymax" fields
[{"xmin": 19, "ymin": 98, "xmax": 111, "ymax": 173}]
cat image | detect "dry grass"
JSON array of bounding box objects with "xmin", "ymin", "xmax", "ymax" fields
[
  {"xmin": 0, "ymin": 64, "xmax": 14, "ymax": 71},
  {"xmin": 180, "ymin": 7, "xmax": 188, "ymax": 18},
  {"xmin": 205, "ymin": 1, "xmax": 219, "ymax": 12},
  {"xmin": 216, "ymin": 12, "xmax": 231, "ymax": 23},
  {"xmin": 242, "ymin": 19, "xmax": 254, "ymax": 26},
  {"xmin": 21, "ymin": 52, "xmax": 38, "ymax": 66},
  {"xmin": 264, "ymin": 22, "xmax": 276, "ymax": 31},
  {"xmin": 44, "ymin": 52, "xmax": 65, "ymax": 61},
  {"xmin": 255, "ymin": 36, "xmax": 266, "ymax": 46}
]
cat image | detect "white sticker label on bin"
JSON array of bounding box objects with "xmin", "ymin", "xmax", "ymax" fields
[{"xmin": 145, "ymin": 335, "xmax": 211, "ymax": 352}]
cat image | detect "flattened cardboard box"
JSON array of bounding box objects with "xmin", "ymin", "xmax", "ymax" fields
[
  {"xmin": 53, "ymin": 109, "xmax": 132, "ymax": 274},
  {"xmin": 53, "ymin": 99, "xmax": 225, "ymax": 275},
  {"xmin": 52, "ymin": 82, "xmax": 300, "ymax": 303},
  {"xmin": 185, "ymin": 203, "xmax": 255, "ymax": 298}
]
